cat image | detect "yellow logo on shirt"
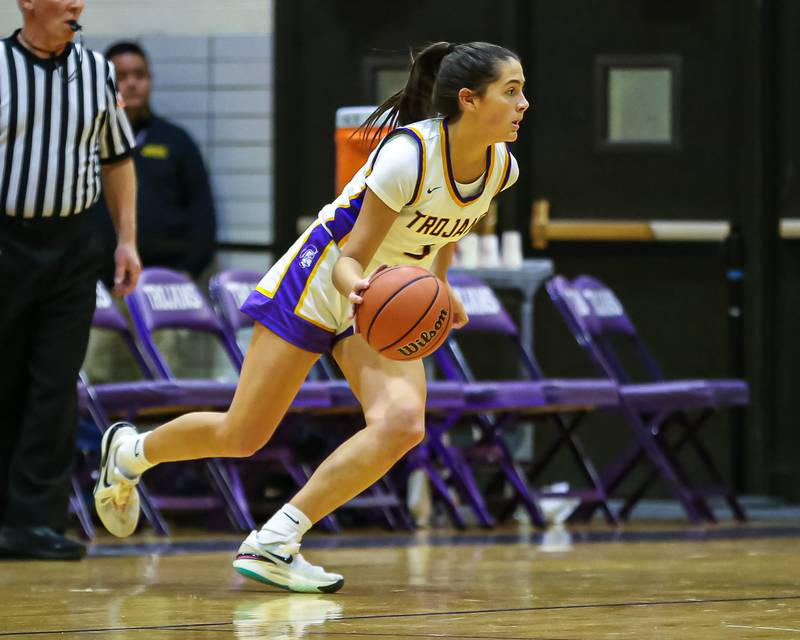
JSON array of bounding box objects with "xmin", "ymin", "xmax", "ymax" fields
[{"xmin": 140, "ymin": 144, "xmax": 170, "ymax": 159}]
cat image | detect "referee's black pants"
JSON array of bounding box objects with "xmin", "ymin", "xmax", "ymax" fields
[{"xmin": 0, "ymin": 215, "xmax": 100, "ymax": 531}]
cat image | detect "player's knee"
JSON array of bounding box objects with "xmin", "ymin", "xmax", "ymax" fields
[
  {"xmin": 219, "ymin": 414, "xmax": 273, "ymax": 458},
  {"xmin": 377, "ymin": 407, "xmax": 426, "ymax": 454}
]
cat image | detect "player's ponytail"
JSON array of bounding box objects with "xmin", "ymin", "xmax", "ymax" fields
[
  {"xmin": 358, "ymin": 41, "xmax": 519, "ymax": 146},
  {"xmin": 358, "ymin": 41, "xmax": 451, "ymax": 145}
]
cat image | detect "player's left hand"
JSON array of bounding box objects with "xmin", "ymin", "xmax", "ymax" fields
[
  {"xmin": 112, "ymin": 241, "xmax": 142, "ymax": 297},
  {"xmin": 448, "ymin": 283, "xmax": 469, "ymax": 329}
]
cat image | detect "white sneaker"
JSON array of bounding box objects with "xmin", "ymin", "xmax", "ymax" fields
[
  {"xmin": 233, "ymin": 531, "xmax": 344, "ymax": 594},
  {"xmin": 93, "ymin": 422, "xmax": 141, "ymax": 538}
]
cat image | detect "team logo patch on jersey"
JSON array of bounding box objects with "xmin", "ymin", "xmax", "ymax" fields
[{"xmin": 298, "ymin": 245, "xmax": 319, "ymax": 269}]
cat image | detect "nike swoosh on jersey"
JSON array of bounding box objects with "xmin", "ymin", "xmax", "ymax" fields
[{"xmin": 426, "ymin": 186, "xmax": 442, "ymax": 193}]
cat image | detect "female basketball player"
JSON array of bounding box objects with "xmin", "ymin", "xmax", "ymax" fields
[{"xmin": 95, "ymin": 41, "xmax": 528, "ymax": 593}]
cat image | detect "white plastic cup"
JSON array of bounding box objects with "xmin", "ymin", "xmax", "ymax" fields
[
  {"xmin": 479, "ymin": 234, "xmax": 501, "ymax": 268},
  {"xmin": 457, "ymin": 234, "xmax": 479, "ymax": 269},
  {"xmin": 501, "ymin": 230, "xmax": 524, "ymax": 269}
]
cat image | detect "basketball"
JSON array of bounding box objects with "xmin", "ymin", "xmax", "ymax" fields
[{"xmin": 355, "ymin": 265, "xmax": 452, "ymax": 361}]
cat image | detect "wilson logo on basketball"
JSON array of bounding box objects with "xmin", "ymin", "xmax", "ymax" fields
[{"xmin": 396, "ymin": 308, "xmax": 449, "ymax": 357}]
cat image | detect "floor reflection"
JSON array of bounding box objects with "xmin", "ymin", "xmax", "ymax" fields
[{"xmin": 232, "ymin": 594, "xmax": 343, "ymax": 639}]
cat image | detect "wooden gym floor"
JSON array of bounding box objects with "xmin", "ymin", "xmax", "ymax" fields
[{"xmin": 1, "ymin": 522, "xmax": 799, "ymax": 639}]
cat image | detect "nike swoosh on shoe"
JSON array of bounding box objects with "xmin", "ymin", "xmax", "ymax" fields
[
  {"xmin": 235, "ymin": 551, "xmax": 293, "ymax": 566},
  {"xmin": 265, "ymin": 550, "xmax": 293, "ymax": 565},
  {"xmin": 98, "ymin": 423, "xmax": 126, "ymax": 490}
]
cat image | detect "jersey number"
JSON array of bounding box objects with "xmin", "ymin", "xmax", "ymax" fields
[{"xmin": 404, "ymin": 244, "xmax": 432, "ymax": 260}]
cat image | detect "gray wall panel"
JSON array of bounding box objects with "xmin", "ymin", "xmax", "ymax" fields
[
  {"xmin": 211, "ymin": 90, "xmax": 273, "ymax": 116},
  {"xmin": 212, "ymin": 62, "xmax": 272, "ymax": 86},
  {"xmin": 212, "ymin": 35, "xmax": 273, "ymax": 60},
  {"xmin": 211, "ymin": 146, "xmax": 271, "ymax": 172},
  {"xmin": 152, "ymin": 62, "xmax": 210, "ymax": 88},
  {"xmin": 211, "ymin": 118, "xmax": 273, "ymax": 143}
]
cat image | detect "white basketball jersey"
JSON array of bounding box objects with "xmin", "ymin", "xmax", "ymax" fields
[{"xmin": 317, "ymin": 117, "xmax": 517, "ymax": 273}]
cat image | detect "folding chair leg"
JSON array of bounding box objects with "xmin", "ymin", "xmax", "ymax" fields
[
  {"xmin": 427, "ymin": 461, "xmax": 468, "ymax": 529},
  {"xmin": 577, "ymin": 411, "xmax": 708, "ymax": 523},
  {"xmin": 680, "ymin": 417, "xmax": 747, "ymax": 522},
  {"xmin": 488, "ymin": 435, "xmax": 547, "ymax": 528},
  {"xmin": 527, "ymin": 413, "xmax": 619, "ymax": 526},
  {"xmin": 407, "ymin": 447, "xmax": 467, "ymax": 529},
  {"xmin": 317, "ymin": 514, "xmax": 342, "ymax": 533},
  {"xmin": 617, "ymin": 406, "xmax": 707, "ymax": 523},
  {"xmin": 429, "ymin": 437, "xmax": 494, "ymax": 528},
  {"xmin": 205, "ymin": 459, "xmax": 253, "ymax": 532},
  {"xmin": 137, "ymin": 483, "xmax": 170, "ymax": 536},
  {"xmin": 615, "ymin": 456, "xmax": 719, "ymax": 522},
  {"xmin": 569, "ymin": 438, "xmax": 645, "ymax": 523},
  {"xmin": 379, "ymin": 476, "xmax": 416, "ymax": 531},
  {"xmin": 224, "ymin": 462, "xmax": 256, "ymax": 530},
  {"xmin": 559, "ymin": 425, "xmax": 618, "ymax": 526},
  {"xmin": 616, "ymin": 419, "xmax": 690, "ymax": 520},
  {"xmin": 620, "ymin": 413, "xmax": 747, "ymax": 522},
  {"xmin": 363, "ymin": 482, "xmax": 399, "ymax": 530},
  {"xmin": 70, "ymin": 476, "xmax": 95, "ymax": 540},
  {"xmin": 725, "ymin": 492, "xmax": 748, "ymax": 522},
  {"xmin": 645, "ymin": 417, "xmax": 719, "ymax": 523}
]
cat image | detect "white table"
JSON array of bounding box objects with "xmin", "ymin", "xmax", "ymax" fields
[{"xmin": 450, "ymin": 259, "xmax": 555, "ymax": 353}]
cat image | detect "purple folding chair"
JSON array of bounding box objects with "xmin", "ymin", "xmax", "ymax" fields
[
  {"xmin": 210, "ymin": 268, "xmax": 463, "ymax": 531},
  {"xmin": 75, "ymin": 280, "xmax": 220, "ymax": 537},
  {"xmin": 82, "ymin": 278, "xmax": 263, "ymax": 534},
  {"xmin": 125, "ymin": 268, "xmax": 329, "ymax": 532},
  {"xmin": 84, "ymin": 281, "xmax": 194, "ymax": 416},
  {"xmin": 77, "ymin": 282, "xmax": 222, "ymax": 537},
  {"xmin": 430, "ymin": 273, "xmax": 621, "ymax": 528},
  {"xmin": 546, "ymin": 275, "xmax": 749, "ymax": 523}
]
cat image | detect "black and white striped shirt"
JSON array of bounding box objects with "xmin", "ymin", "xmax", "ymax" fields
[{"xmin": 0, "ymin": 30, "xmax": 135, "ymax": 220}]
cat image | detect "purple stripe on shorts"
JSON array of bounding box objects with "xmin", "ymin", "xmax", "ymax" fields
[
  {"xmin": 239, "ymin": 224, "xmax": 354, "ymax": 353},
  {"xmin": 240, "ymin": 290, "xmax": 333, "ymax": 354},
  {"xmin": 273, "ymin": 224, "xmax": 335, "ymax": 307}
]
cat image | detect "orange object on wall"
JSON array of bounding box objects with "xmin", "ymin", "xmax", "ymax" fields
[{"xmin": 335, "ymin": 106, "xmax": 388, "ymax": 194}]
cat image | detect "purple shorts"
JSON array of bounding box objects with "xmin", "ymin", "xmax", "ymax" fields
[{"xmin": 240, "ymin": 223, "xmax": 354, "ymax": 354}]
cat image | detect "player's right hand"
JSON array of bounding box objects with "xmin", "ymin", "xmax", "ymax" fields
[
  {"xmin": 348, "ymin": 264, "xmax": 387, "ymax": 319},
  {"xmin": 348, "ymin": 278, "xmax": 370, "ymax": 308}
]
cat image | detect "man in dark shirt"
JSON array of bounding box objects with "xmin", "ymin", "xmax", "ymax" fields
[{"xmin": 94, "ymin": 41, "xmax": 216, "ymax": 280}]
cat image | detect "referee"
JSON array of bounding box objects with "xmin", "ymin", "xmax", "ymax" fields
[{"xmin": 0, "ymin": 0, "xmax": 140, "ymax": 559}]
